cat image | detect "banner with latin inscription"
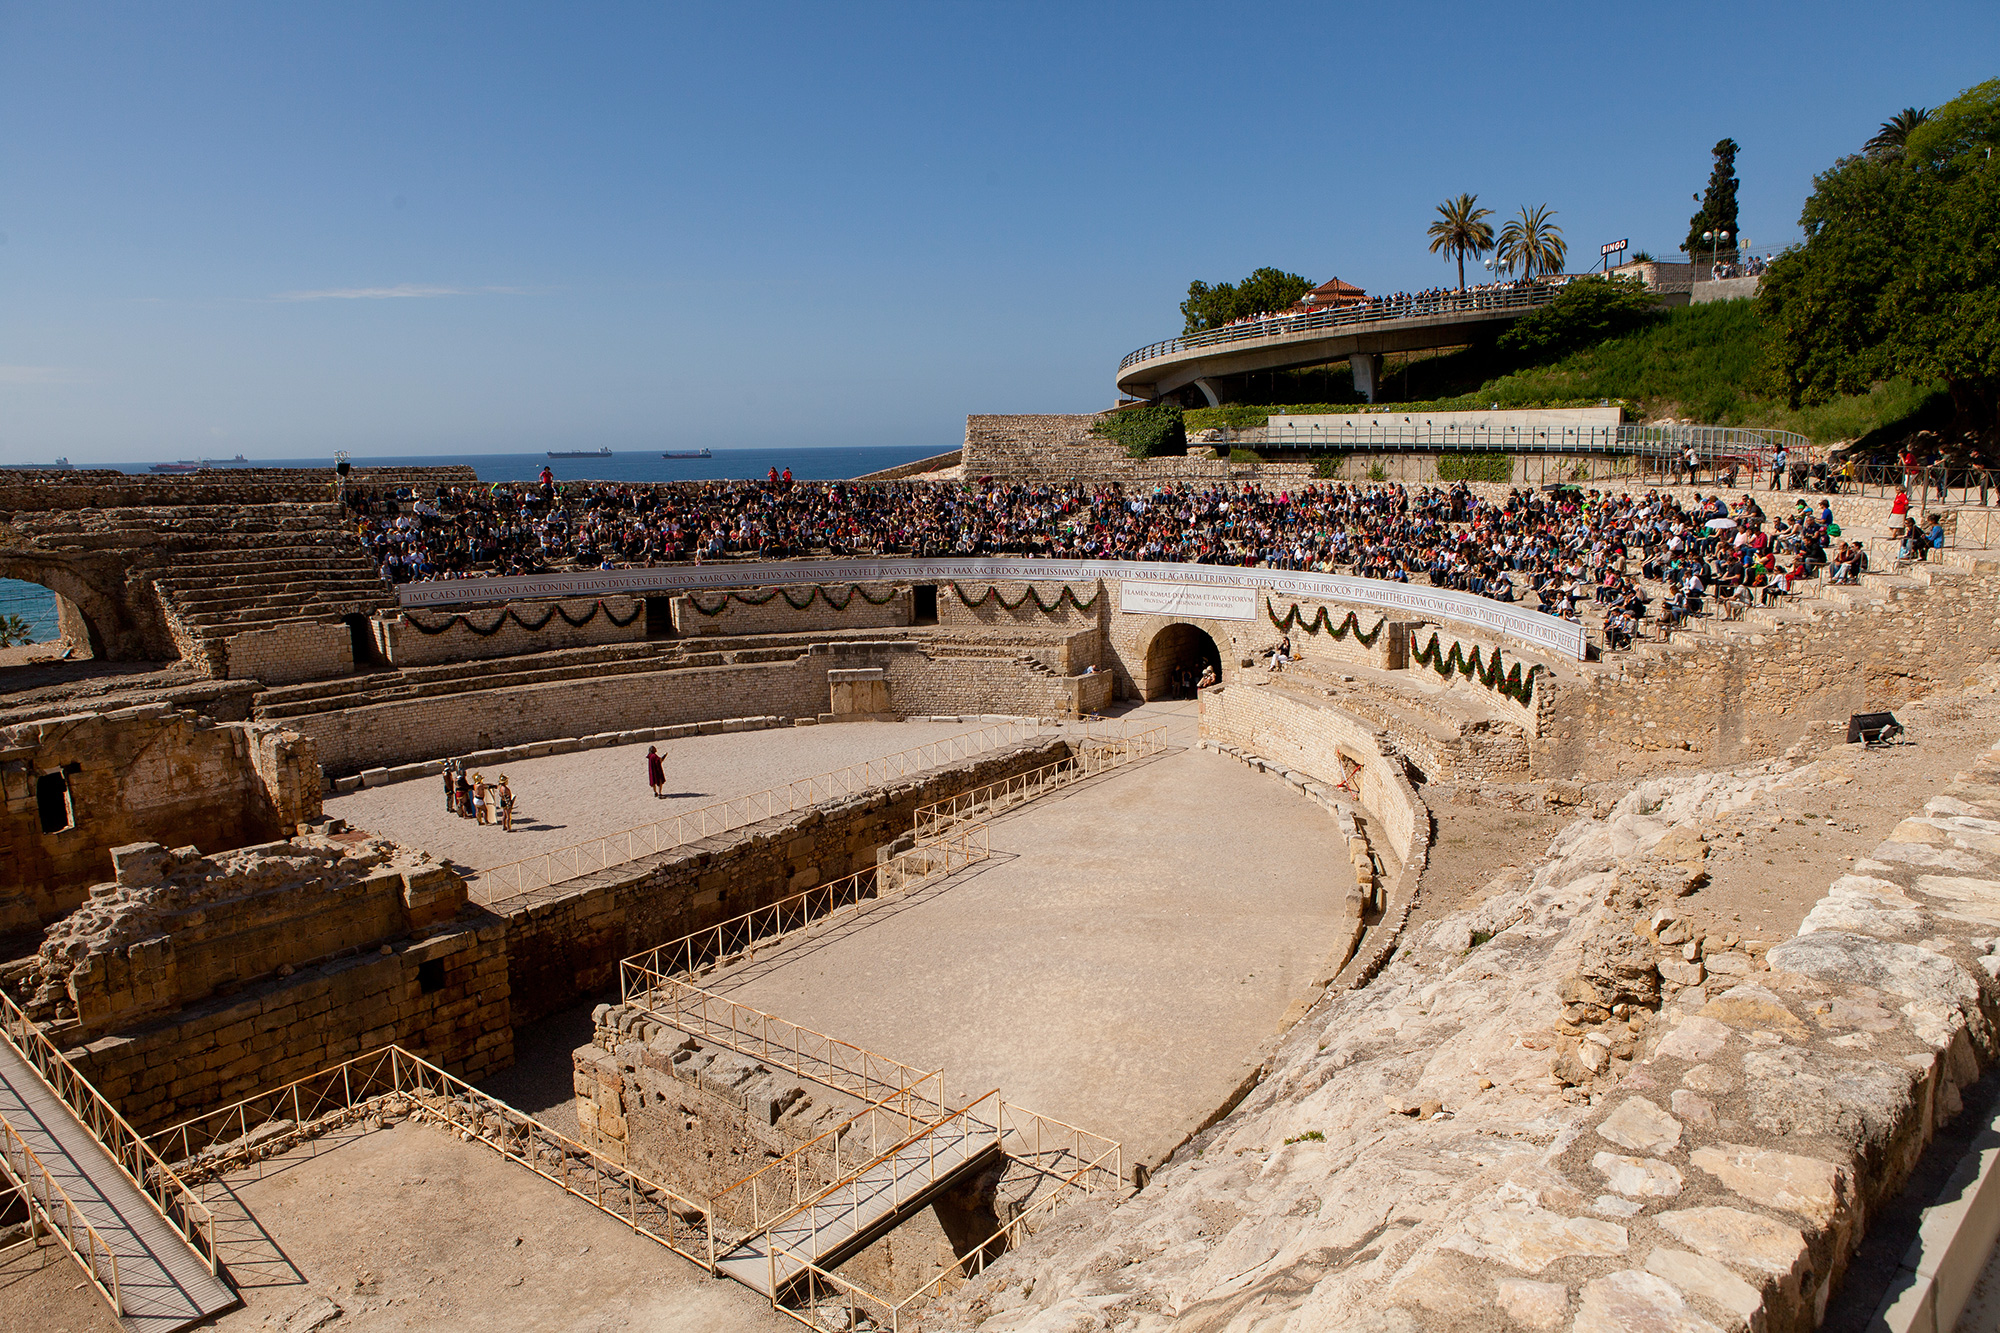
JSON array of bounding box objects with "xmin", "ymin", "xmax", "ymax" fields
[
  {"xmin": 1117, "ymin": 579, "xmax": 1257, "ymax": 622},
  {"xmin": 394, "ymin": 557, "xmax": 1588, "ymax": 660}
]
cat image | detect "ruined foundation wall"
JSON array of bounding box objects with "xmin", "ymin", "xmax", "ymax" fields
[
  {"xmin": 0, "ymin": 706, "xmax": 321, "ymax": 933},
  {"xmin": 672, "ymin": 583, "xmax": 913, "ymax": 636}
]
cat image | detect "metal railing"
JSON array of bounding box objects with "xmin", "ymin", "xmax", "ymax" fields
[
  {"xmin": 912, "ymin": 727, "xmax": 1169, "ymax": 839},
  {"xmin": 0, "ymin": 990, "xmax": 219, "ymax": 1276},
  {"xmin": 0, "ymin": 1112, "xmax": 124, "ymax": 1314},
  {"xmin": 709, "ymin": 1087, "xmax": 939, "ymax": 1242},
  {"xmin": 472, "ymin": 719, "xmax": 1049, "ymax": 898},
  {"xmin": 146, "ymin": 1044, "xmax": 717, "ymax": 1272},
  {"xmin": 757, "ymin": 1093, "xmax": 1123, "ymax": 1331},
  {"xmin": 1120, "ymin": 281, "xmax": 1566, "ymax": 373},
  {"xmin": 620, "ymin": 822, "xmax": 993, "ymax": 989}
]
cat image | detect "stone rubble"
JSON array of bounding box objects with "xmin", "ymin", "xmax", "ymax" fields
[{"xmin": 934, "ymin": 744, "xmax": 2000, "ymax": 1333}]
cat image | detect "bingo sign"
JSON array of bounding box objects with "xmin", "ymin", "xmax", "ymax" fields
[{"xmin": 1118, "ymin": 579, "xmax": 1258, "ymax": 622}]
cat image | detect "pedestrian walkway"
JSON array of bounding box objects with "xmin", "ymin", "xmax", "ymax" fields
[
  {"xmin": 0, "ymin": 1040, "xmax": 237, "ymax": 1332},
  {"xmin": 714, "ymin": 1104, "xmax": 1003, "ymax": 1299}
]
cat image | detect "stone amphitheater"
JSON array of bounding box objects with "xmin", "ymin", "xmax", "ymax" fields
[{"xmin": 2, "ymin": 426, "xmax": 1999, "ymax": 1333}]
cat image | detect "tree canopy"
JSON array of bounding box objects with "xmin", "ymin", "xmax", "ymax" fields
[
  {"xmin": 1685, "ymin": 138, "xmax": 1741, "ymax": 257},
  {"xmin": 1498, "ymin": 275, "xmax": 1659, "ymax": 358},
  {"xmin": 1427, "ymin": 193, "xmax": 1494, "ymax": 291},
  {"xmin": 1759, "ymin": 80, "xmax": 2000, "ymax": 453},
  {"xmin": 1180, "ymin": 267, "xmax": 1314, "ymax": 335},
  {"xmin": 1496, "ymin": 205, "xmax": 1566, "ymax": 280},
  {"xmin": 1091, "ymin": 403, "xmax": 1187, "ymax": 458}
]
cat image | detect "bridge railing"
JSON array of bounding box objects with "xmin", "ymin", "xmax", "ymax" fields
[
  {"xmin": 1120, "ymin": 281, "xmax": 1567, "ymax": 372},
  {"xmin": 0, "ymin": 989, "xmax": 219, "ymax": 1277},
  {"xmin": 0, "ymin": 1113, "xmax": 125, "ymax": 1314}
]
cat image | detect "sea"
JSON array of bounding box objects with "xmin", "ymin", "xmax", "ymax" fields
[{"xmin": 0, "ymin": 444, "xmax": 949, "ymax": 643}]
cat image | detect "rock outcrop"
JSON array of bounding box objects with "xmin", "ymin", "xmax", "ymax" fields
[{"xmin": 937, "ymin": 750, "xmax": 2000, "ymax": 1333}]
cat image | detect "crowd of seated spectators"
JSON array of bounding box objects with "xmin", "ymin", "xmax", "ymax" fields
[
  {"xmin": 345, "ymin": 473, "xmax": 1858, "ymax": 651},
  {"xmin": 1203, "ymin": 277, "xmax": 1557, "ymax": 336}
]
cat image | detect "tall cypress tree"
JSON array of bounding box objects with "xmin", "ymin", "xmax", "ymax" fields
[{"xmin": 1685, "ymin": 138, "xmax": 1741, "ymax": 258}]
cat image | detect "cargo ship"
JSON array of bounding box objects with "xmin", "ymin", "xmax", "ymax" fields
[
  {"xmin": 548, "ymin": 448, "xmax": 613, "ymax": 459},
  {"xmin": 662, "ymin": 449, "xmax": 713, "ymax": 459},
  {"xmin": 150, "ymin": 461, "xmax": 201, "ymax": 474}
]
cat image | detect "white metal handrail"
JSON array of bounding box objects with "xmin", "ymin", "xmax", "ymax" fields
[
  {"xmin": 146, "ymin": 1044, "xmax": 717, "ymax": 1272},
  {"xmin": 0, "ymin": 989, "xmax": 219, "ymax": 1276},
  {"xmin": 1121, "ymin": 281, "xmax": 1566, "ymax": 371},
  {"xmin": 912, "ymin": 727, "xmax": 1168, "ymax": 838},
  {"xmin": 0, "ymin": 1112, "xmax": 124, "ymax": 1314}
]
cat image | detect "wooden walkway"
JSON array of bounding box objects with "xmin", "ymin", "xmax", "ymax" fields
[
  {"xmin": 0, "ymin": 1041, "xmax": 237, "ymax": 1333},
  {"xmin": 715, "ymin": 1115, "xmax": 1002, "ymax": 1299}
]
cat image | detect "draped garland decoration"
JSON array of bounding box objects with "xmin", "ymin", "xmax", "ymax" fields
[
  {"xmin": 947, "ymin": 583, "xmax": 1102, "ymax": 614},
  {"xmin": 685, "ymin": 584, "xmax": 906, "ymax": 616},
  {"xmin": 1264, "ymin": 598, "xmax": 1387, "ymax": 647},
  {"xmin": 1408, "ymin": 629, "xmax": 1546, "ymax": 706},
  {"xmin": 404, "ymin": 598, "xmax": 645, "ymax": 637}
]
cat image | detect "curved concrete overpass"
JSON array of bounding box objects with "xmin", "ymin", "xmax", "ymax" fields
[{"xmin": 1116, "ymin": 283, "xmax": 1560, "ymax": 403}]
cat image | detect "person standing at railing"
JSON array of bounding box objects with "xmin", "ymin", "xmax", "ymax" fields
[
  {"xmin": 1770, "ymin": 444, "xmax": 1788, "ymax": 491},
  {"xmin": 646, "ymin": 744, "xmax": 667, "ymax": 799}
]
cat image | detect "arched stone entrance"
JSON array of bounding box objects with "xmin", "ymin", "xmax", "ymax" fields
[
  {"xmin": 1142, "ymin": 623, "xmax": 1223, "ymax": 700},
  {"xmin": 0, "ymin": 561, "xmax": 114, "ymax": 659}
]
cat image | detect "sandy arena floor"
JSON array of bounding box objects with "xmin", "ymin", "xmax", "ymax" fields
[
  {"xmin": 688, "ymin": 698, "xmax": 1359, "ymax": 1171},
  {"xmin": 2, "ymin": 1120, "xmax": 787, "ymax": 1333},
  {"xmin": 326, "ymin": 717, "xmax": 1048, "ymax": 874}
]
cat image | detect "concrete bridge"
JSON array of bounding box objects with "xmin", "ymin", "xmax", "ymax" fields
[{"xmin": 1115, "ymin": 283, "xmax": 1561, "ymax": 404}]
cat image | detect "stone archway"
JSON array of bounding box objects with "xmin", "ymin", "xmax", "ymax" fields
[
  {"xmin": 1142, "ymin": 623, "xmax": 1224, "ymax": 701},
  {"xmin": 0, "ymin": 552, "xmax": 155, "ymax": 661}
]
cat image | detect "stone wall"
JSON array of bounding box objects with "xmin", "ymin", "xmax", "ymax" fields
[
  {"xmin": 0, "ymin": 465, "xmax": 478, "ymax": 511},
  {"xmin": 297, "ymin": 644, "xmax": 1089, "ymax": 775},
  {"xmin": 1103, "ymin": 587, "xmax": 1405, "ymax": 702},
  {"xmin": 372, "ymin": 596, "xmax": 646, "ymax": 667},
  {"xmin": 26, "ymin": 836, "xmax": 467, "ymax": 1041},
  {"xmin": 223, "ymin": 620, "xmax": 354, "ymax": 684},
  {"xmin": 1536, "ymin": 567, "xmax": 2000, "ymax": 781},
  {"xmin": 671, "ymin": 583, "xmax": 911, "ymax": 637},
  {"xmin": 66, "ymin": 916, "xmax": 509, "ymax": 1134},
  {"xmin": 1198, "ymin": 684, "xmax": 1426, "ymax": 871},
  {"xmin": 499, "ymin": 735, "xmax": 1071, "ymax": 1025},
  {"xmin": 938, "ymin": 580, "xmax": 1104, "ymax": 633},
  {"xmin": 0, "ymin": 706, "xmax": 321, "ymax": 934}
]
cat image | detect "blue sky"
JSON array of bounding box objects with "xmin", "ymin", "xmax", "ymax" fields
[{"xmin": 2, "ymin": 3, "xmax": 1995, "ymax": 463}]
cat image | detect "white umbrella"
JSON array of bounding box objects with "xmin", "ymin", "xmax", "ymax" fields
[{"xmin": 1705, "ymin": 517, "xmax": 1738, "ymax": 531}]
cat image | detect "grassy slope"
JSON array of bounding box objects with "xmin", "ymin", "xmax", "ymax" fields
[{"xmin": 1185, "ymin": 299, "xmax": 1941, "ymax": 444}]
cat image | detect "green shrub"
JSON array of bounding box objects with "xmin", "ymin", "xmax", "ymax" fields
[
  {"xmin": 1436, "ymin": 453, "xmax": 1514, "ymax": 483},
  {"xmin": 1090, "ymin": 403, "xmax": 1186, "ymax": 458},
  {"xmin": 1229, "ymin": 447, "xmax": 1261, "ymax": 462},
  {"xmin": 1367, "ymin": 462, "xmax": 1389, "ymax": 481},
  {"xmin": 1312, "ymin": 456, "xmax": 1340, "ymax": 479},
  {"xmin": 1498, "ymin": 275, "xmax": 1661, "ymax": 358}
]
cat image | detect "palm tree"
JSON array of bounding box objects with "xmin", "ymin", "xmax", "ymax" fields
[
  {"xmin": 1426, "ymin": 193, "xmax": 1495, "ymax": 291},
  {"xmin": 1866, "ymin": 107, "xmax": 1930, "ymax": 159},
  {"xmin": 1497, "ymin": 205, "xmax": 1567, "ymax": 281}
]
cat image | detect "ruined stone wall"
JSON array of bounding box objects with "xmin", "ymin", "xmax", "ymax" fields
[
  {"xmin": 499, "ymin": 736, "xmax": 1071, "ymax": 1024},
  {"xmin": 297, "ymin": 646, "xmax": 1086, "ymax": 775},
  {"xmin": 671, "ymin": 583, "xmax": 912, "ymax": 636},
  {"xmin": 27, "ymin": 837, "xmax": 466, "ymax": 1041},
  {"xmin": 0, "ymin": 466, "xmax": 477, "ymax": 511},
  {"xmin": 1536, "ymin": 570, "xmax": 2000, "ymax": 781},
  {"xmin": 0, "ymin": 706, "xmax": 321, "ymax": 933},
  {"xmin": 68, "ymin": 917, "xmax": 510, "ymax": 1134},
  {"xmin": 937, "ymin": 580, "xmax": 1104, "ymax": 632},
  {"xmin": 373, "ymin": 596, "xmax": 646, "ymax": 667},
  {"xmin": 1198, "ymin": 684, "xmax": 1426, "ymax": 869},
  {"xmin": 222, "ymin": 620, "xmax": 354, "ymax": 684},
  {"xmin": 1103, "ymin": 587, "xmax": 1406, "ymax": 701}
]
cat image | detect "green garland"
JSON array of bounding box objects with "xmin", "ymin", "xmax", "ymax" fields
[
  {"xmin": 1408, "ymin": 630, "xmax": 1545, "ymax": 706},
  {"xmin": 948, "ymin": 582, "xmax": 1103, "ymax": 614},
  {"xmin": 686, "ymin": 584, "xmax": 905, "ymax": 616},
  {"xmin": 1264, "ymin": 598, "xmax": 1387, "ymax": 647},
  {"xmin": 405, "ymin": 599, "xmax": 643, "ymax": 636}
]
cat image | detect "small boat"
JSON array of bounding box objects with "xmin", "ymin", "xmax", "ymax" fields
[
  {"xmin": 662, "ymin": 449, "xmax": 713, "ymax": 459},
  {"xmin": 548, "ymin": 448, "xmax": 613, "ymax": 458},
  {"xmin": 151, "ymin": 461, "xmax": 201, "ymax": 474}
]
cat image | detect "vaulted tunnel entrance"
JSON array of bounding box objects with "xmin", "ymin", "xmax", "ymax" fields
[{"xmin": 1143, "ymin": 623, "xmax": 1223, "ymax": 700}]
